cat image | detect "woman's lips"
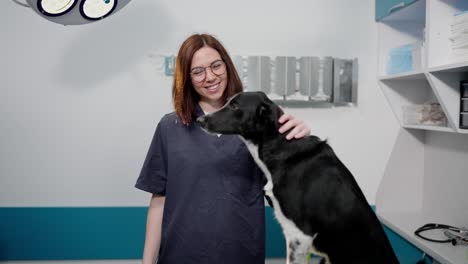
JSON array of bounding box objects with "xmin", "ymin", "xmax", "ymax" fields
[{"xmin": 206, "ymin": 83, "xmax": 220, "ymax": 93}]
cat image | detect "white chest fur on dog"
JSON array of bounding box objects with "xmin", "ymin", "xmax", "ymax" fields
[{"xmin": 239, "ymin": 137, "xmax": 330, "ymax": 264}]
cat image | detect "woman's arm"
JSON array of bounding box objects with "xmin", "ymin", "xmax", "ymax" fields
[{"xmin": 142, "ymin": 194, "xmax": 165, "ymax": 264}]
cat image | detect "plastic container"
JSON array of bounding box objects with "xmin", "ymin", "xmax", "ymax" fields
[
  {"xmin": 386, "ymin": 43, "xmax": 422, "ymax": 75},
  {"xmin": 402, "ymin": 103, "xmax": 447, "ymax": 126},
  {"xmin": 462, "ymin": 81, "xmax": 468, "ymax": 98},
  {"xmin": 461, "ymin": 99, "xmax": 468, "ymax": 112},
  {"xmin": 460, "ymin": 113, "xmax": 468, "ymax": 129}
]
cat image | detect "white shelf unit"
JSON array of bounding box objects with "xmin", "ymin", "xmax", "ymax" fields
[
  {"xmin": 380, "ymin": 74, "xmax": 455, "ymax": 132},
  {"xmin": 377, "ymin": 0, "xmax": 426, "ymax": 77},
  {"xmin": 426, "ymin": 70, "xmax": 468, "ymax": 133},
  {"xmin": 377, "ymin": 1, "xmax": 468, "ymax": 264}
]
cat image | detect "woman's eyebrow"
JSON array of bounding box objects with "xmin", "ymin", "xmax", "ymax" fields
[{"xmin": 191, "ymin": 59, "xmax": 222, "ymax": 69}]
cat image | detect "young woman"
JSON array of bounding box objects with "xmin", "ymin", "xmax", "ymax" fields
[{"xmin": 135, "ymin": 34, "xmax": 310, "ymax": 264}]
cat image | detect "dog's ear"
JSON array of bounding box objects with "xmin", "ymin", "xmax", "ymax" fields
[
  {"xmin": 256, "ymin": 102, "xmax": 280, "ymax": 129},
  {"xmin": 255, "ymin": 92, "xmax": 283, "ymax": 130},
  {"xmin": 257, "ymin": 92, "xmax": 282, "ymax": 115},
  {"xmin": 257, "ymin": 103, "xmax": 270, "ymax": 118}
]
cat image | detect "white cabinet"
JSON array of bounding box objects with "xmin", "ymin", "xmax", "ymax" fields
[{"xmin": 376, "ymin": 1, "xmax": 468, "ymax": 264}]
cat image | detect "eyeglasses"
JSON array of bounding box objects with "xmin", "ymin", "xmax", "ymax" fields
[{"xmin": 190, "ymin": 60, "xmax": 226, "ymax": 82}]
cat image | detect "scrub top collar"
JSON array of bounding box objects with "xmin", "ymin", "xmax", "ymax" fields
[
  {"xmin": 195, "ymin": 102, "xmax": 224, "ymax": 116},
  {"xmin": 195, "ymin": 102, "xmax": 224, "ymax": 138}
]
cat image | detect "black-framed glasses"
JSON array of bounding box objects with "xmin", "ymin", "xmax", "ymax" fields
[{"xmin": 190, "ymin": 60, "xmax": 226, "ymax": 82}]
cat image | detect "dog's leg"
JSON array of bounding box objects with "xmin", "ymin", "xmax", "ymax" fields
[
  {"xmin": 286, "ymin": 236, "xmax": 313, "ymax": 264},
  {"xmin": 286, "ymin": 237, "xmax": 292, "ymax": 264},
  {"xmin": 309, "ymin": 247, "xmax": 331, "ymax": 264}
]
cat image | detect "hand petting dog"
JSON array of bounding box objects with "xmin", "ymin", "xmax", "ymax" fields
[{"xmin": 278, "ymin": 113, "xmax": 311, "ymax": 140}]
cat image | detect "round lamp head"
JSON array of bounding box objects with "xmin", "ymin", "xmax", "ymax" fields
[
  {"xmin": 37, "ymin": 0, "xmax": 77, "ymax": 16},
  {"xmin": 80, "ymin": 0, "xmax": 117, "ymax": 20},
  {"xmin": 26, "ymin": 0, "xmax": 131, "ymax": 25}
]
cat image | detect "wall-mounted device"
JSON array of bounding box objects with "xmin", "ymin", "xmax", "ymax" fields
[{"xmin": 162, "ymin": 54, "xmax": 358, "ymax": 105}]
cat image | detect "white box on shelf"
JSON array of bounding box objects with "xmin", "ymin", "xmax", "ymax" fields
[{"xmin": 402, "ymin": 103, "xmax": 447, "ymax": 127}]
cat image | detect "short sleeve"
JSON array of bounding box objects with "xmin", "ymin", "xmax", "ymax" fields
[{"xmin": 135, "ymin": 118, "xmax": 168, "ymax": 195}]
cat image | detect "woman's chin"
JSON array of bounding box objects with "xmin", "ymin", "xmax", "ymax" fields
[{"xmin": 203, "ymin": 89, "xmax": 225, "ymax": 102}]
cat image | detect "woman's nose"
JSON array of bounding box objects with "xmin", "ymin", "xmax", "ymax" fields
[{"xmin": 205, "ymin": 68, "xmax": 217, "ymax": 81}]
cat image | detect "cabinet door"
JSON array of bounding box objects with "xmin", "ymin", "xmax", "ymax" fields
[{"xmin": 375, "ymin": 0, "xmax": 418, "ymax": 21}]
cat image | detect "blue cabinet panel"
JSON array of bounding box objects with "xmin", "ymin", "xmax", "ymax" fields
[
  {"xmin": 376, "ymin": 0, "xmax": 418, "ymax": 21},
  {"xmin": 0, "ymin": 206, "xmax": 433, "ymax": 261}
]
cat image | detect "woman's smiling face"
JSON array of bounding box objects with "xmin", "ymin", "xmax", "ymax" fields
[{"xmin": 190, "ymin": 46, "xmax": 228, "ymax": 108}]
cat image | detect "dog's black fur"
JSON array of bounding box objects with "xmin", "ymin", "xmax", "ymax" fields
[{"xmin": 197, "ymin": 91, "xmax": 399, "ymax": 264}]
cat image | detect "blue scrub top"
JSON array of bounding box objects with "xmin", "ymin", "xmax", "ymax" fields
[{"xmin": 135, "ymin": 106, "xmax": 266, "ymax": 264}]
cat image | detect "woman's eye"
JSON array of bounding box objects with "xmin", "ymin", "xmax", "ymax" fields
[{"xmin": 191, "ymin": 69, "xmax": 204, "ymax": 75}]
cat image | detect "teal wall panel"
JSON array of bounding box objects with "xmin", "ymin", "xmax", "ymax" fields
[
  {"xmin": 375, "ymin": 0, "xmax": 418, "ymax": 21},
  {"xmin": 0, "ymin": 207, "xmax": 147, "ymax": 260},
  {"xmin": 0, "ymin": 206, "xmax": 431, "ymax": 262},
  {"xmin": 383, "ymin": 225, "xmax": 431, "ymax": 263},
  {"xmin": 265, "ymin": 206, "xmax": 286, "ymax": 258}
]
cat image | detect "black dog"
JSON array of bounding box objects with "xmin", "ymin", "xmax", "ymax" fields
[{"xmin": 197, "ymin": 91, "xmax": 398, "ymax": 264}]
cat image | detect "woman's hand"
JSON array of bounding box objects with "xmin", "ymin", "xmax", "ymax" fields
[{"xmin": 278, "ymin": 113, "xmax": 311, "ymax": 140}]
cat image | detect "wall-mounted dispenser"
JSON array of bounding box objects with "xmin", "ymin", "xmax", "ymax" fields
[
  {"xmin": 333, "ymin": 58, "xmax": 358, "ymax": 104},
  {"xmin": 247, "ymin": 56, "xmax": 271, "ymax": 94},
  {"xmin": 161, "ymin": 54, "xmax": 358, "ymax": 106},
  {"xmin": 233, "ymin": 56, "xmax": 247, "ymax": 85},
  {"xmin": 273, "ymin": 56, "xmax": 297, "ymax": 100},
  {"xmin": 299, "ymin": 56, "xmax": 333, "ymax": 102}
]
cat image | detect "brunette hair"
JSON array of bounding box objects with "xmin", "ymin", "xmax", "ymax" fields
[{"xmin": 172, "ymin": 34, "xmax": 243, "ymax": 125}]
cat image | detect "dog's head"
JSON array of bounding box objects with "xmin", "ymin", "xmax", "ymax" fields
[{"xmin": 196, "ymin": 91, "xmax": 283, "ymax": 142}]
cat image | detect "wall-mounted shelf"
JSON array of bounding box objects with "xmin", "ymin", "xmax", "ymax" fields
[
  {"xmin": 379, "ymin": 70, "xmax": 426, "ymax": 81},
  {"xmin": 378, "ymin": 211, "xmax": 468, "ymax": 264},
  {"xmin": 379, "ymin": 74, "xmax": 452, "ymax": 130},
  {"xmin": 428, "ymin": 61, "xmax": 468, "ymax": 73},
  {"xmin": 401, "ymin": 124, "xmax": 455, "ymax": 132},
  {"xmin": 376, "ymin": 1, "xmax": 468, "ymax": 264}
]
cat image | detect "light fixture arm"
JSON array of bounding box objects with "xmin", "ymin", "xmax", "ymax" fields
[{"xmin": 11, "ymin": 0, "xmax": 30, "ymax": 8}]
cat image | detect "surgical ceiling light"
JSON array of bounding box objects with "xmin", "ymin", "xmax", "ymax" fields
[
  {"xmin": 12, "ymin": 0, "xmax": 132, "ymax": 25},
  {"xmin": 80, "ymin": 0, "xmax": 116, "ymax": 20},
  {"xmin": 37, "ymin": 0, "xmax": 77, "ymax": 16}
]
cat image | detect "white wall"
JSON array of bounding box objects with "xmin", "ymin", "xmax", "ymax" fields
[{"xmin": 1, "ymin": 0, "xmax": 400, "ymax": 207}]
